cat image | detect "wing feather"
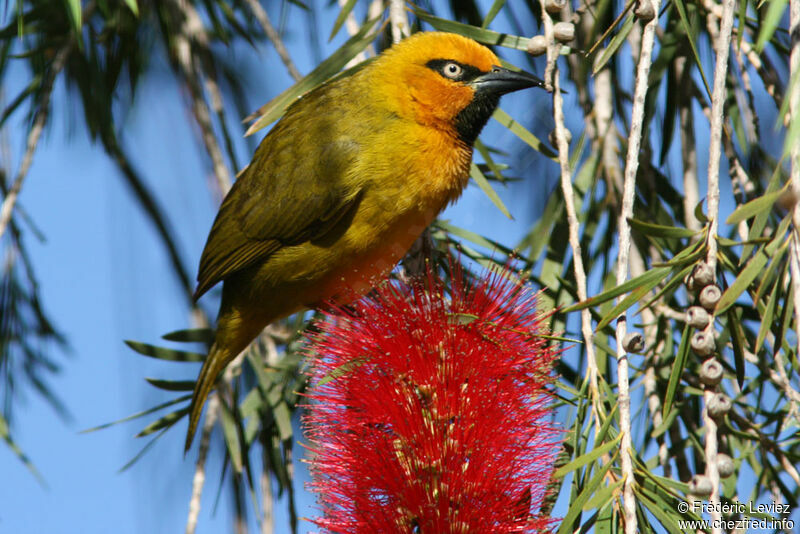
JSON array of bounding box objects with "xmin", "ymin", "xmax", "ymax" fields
[{"xmin": 194, "ymin": 91, "xmax": 364, "ymax": 300}]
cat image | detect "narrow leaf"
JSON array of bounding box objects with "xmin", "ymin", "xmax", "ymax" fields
[
  {"xmin": 715, "ymin": 248, "xmax": 769, "ymax": 314},
  {"xmin": 135, "ymin": 406, "xmax": 190, "ymax": 437},
  {"xmin": 492, "ymin": 108, "xmax": 557, "ymax": 159},
  {"xmin": 593, "ymin": 14, "xmax": 635, "ymax": 75},
  {"xmin": 481, "ymin": 0, "xmax": 506, "ymax": 28},
  {"xmin": 628, "ymin": 218, "xmax": 698, "ymax": 238},
  {"xmin": 563, "ymin": 266, "xmax": 671, "ymax": 313},
  {"xmin": 754, "ymin": 0, "xmax": 789, "ymax": 52},
  {"xmin": 469, "ymin": 162, "xmax": 513, "ymax": 219},
  {"xmin": 328, "ymin": 0, "xmax": 358, "ymax": 41},
  {"xmin": 553, "ymin": 433, "xmax": 622, "ymax": 479},
  {"xmin": 726, "ymin": 183, "xmax": 788, "ymax": 224},
  {"xmin": 124, "ymin": 340, "xmax": 205, "ymax": 362},
  {"xmin": 413, "ymin": 9, "xmax": 529, "ymax": 50},
  {"xmin": 662, "ymin": 325, "xmax": 691, "ymax": 420},
  {"xmin": 246, "ymin": 17, "xmax": 381, "ymax": 135},
  {"xmin": 123, "ymin": 0, "xmax": 139, "ymax": 16},
  {"xmin": 162, "ymin": 328, "xmax": 214, "ymax": 344},
  {"xmin": 82, "ymin": 395, "xmax": 192, "ymax": 433},
  {"xmin": 144, "ymin": 378, "xmax": 196, "ymax": 391}
]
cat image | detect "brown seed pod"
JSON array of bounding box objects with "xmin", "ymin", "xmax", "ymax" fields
[
  {"xmin": 686, "ymin": 306, "xmax": 711, "ymax": 329},
  {"xmin": 717, "ymin": 454, "xmax": 735, "ymax": 478},
  {"xmin": 623, "ymin": 332, "xmax": 645, "ymax": 353},
  {"xmin": 699, "ymin": 359, "xmax": 723, "ymax": 387},
  {"xmin": 634, "ymin": 0, "xmax": 656, "ymax": 22},
  {"xmin": 691, "ymin": 262, "xmax": 715, "ymax": 287},
  {"xmin": 688, "ymin": 474, "xmax": 713, "ymax": 497},
  {"xmin": 526, "ymin": 35, "xmax": 548, "ymax": 56},
  {"xmin": 548, "ymin": 127, "xmax": 572, "ymax": 146},
  {"xmin": 699, "ymin": 285, "xmax": 722, "ymax": 311},
  {"xmin": 545, "ymin": 0, "xmax": 567, "ymax": 14},
  {"xmin": 691, "ymin": 331, "xmax": 715, "ymax": 358},
  {"xmin": 553, "ymin": 22, "xmax": 575, "ymax": 43},
  {"xmin": 707, "ymin": 393, "xmax": 732, "ymax": 419}
]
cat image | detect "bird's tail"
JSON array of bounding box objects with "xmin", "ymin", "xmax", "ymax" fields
[{"xmin": 184, "ymin": 341, "xmax": 234, "ymax": 453}]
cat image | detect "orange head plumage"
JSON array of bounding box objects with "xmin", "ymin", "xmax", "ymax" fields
[{"xmin": 369, "ymin": 32, "xmax": 544, "ymax": 145}]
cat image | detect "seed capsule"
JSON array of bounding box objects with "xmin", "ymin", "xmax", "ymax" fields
[
  {"xmin": 699, "ymin": 359, "xmax": 723, "ymax": 386},
  {"xmin": 699, "ymin": 285, "xmax": 722, "ymax": 311},
  {"xmin": 634, "ymin": 0, "xmax": 656, "ymax": 22},
  {"xmin": 688, "ymin": 474, "xmax": 713, "ymax": 497},
  {"xmin": 553, "ymin": 22, "xmax": 575, "ymax": 43},
  {"xmin": 707, "ymin": 393, "xmax": 732, "ymax": 419},
  {"xmin": 717, "ymin": 454, "xmax": 735, "ymax": 478},
  {"xmin": 549, "ymin": 127, "xmax": 572, "ymax": 146},
  {"xmin": 622, "ymin": 332, "xmax": 645, "ymax": 353},
  {"xmin": 686, "ymin": 306, "xmax": 710, "ymax": 329},
  {"xmin": 527, "ymin": 35, "xmax": 548, "ymax": 56},
  {"xmin": 545, "ymin": 0, "xmax": 567, "ymax": 14},
  {"xmin": 691, "ymin": 263, "xmax": 715, "ymax": 287},
  {"xmin": 691, "ymin": 331, "xmax": 715, "ymax": 358}
]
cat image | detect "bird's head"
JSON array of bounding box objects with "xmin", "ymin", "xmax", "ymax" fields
[{"xmin": 371, "ymin": 32, "xmax": 545, "ymax": 146}]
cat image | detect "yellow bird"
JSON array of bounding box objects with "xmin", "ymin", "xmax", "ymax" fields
[{"xmin": 185, "ymin": 32, "xmax": 544, "ymax": 451}]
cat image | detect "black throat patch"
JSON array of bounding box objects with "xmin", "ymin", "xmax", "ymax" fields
[
  {"xmin": 453, "ymin": 92, "xmax": 501, "ymax": 146},
  {"xmin": 424, "ymin": 59, "xmax": 500, "ymax": 146}
]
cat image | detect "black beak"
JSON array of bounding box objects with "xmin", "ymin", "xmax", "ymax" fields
[{"xmin": 470, "ymin": 66, "xmax": 545, "ymax": 96}]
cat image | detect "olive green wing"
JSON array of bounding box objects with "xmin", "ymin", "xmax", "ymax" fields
[{"xmin": 193, "ymin": 128, "xmax": 362, "ymax": 300}]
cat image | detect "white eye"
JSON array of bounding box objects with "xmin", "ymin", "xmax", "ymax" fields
[{"xmin": 442, "ymin": 62, "xmax": 463, "ymax": 79}]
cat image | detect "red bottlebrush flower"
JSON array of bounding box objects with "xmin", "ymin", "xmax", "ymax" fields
[{"xmin": 304, "ymin": 265, "xmax": 560, "ymax": 534}]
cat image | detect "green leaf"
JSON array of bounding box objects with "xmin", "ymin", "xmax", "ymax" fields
[
  {"xmin": 593, "ymin": 14, "xmax": 635, "ymax": 75},
  {"xmin": 727, "ymin": 308, "xmax": 747, "ymax": 389},
  {"xmin": 481, "ymin": 0, "xmax": 506, "ymax": 28},
  {"xmin": 475, "ymin": 139, "xmax": 507, "ymax": 183},
  {"xmin": 556, "ymin": 449, "xmax": 620, "ymax": 534},
  {"xmin": 0, "ymin": 413, "xmax": 44, "ymax": 484},
  {"xmin": 694, "ymin": 199, "xmax": 708, "ymax": 224},
  {"xmin": 118, "ymin": 428, "xmax": 168, "ymax": 473},
  {"xmin": 124, "ymin": 340, "xmax": 205, "ymax": 362},
  {"xmin": 595, "ymin": 267, "xmax": 672, "ymax": 331},
  {"xmin": 65, "ymin": 0, "xmax": 81, "ymax": 33},
  {"xmin": 743, "ymin": 160, "xmax": 785, "ymax": 262},
  {"xmin": 273, "ymin": 401, "xmax": 293, "ymax": 441},
  {"xmin": 553, "ymin": 433, "xmax": 622, "ymax": 479},
  {"xmin": 672, "ymin": 0, "xmax": 712, "ymax": 98},
  {"xmin": 755, "ymin": 0, "xmax": 789, "ymax": 53},
  {"xmin": 492, "ymin": 108, "xmax": 557, "ymax": 159},
  {"xmin": 144, "ymin": 378, "xmax": 196, "ymax": 391},
  {"xmin": 246, "ymin": 16, "xmax": 381, "ymax": 135},
  {"xmin": 627, "ymin": 218, "xmax": 698, "ymax": 239},
  {"xmin": 715, "ymin": 248, "xmax": 769, "ymax": 314},
  {"xmin": 725, "ymin": 183, "xmax": 788, "ymax": 224},
  {"xmin": 317, "ymin": 355, "xmax": 369, "ymax": 387},
  {"xmin": 218, "ymin": 400, "xmax": 243, "ymax": 473},
  {"xmin": 662, "ymin": 325, "xmax": 691, "ymax": 420},
  {"xmin": 161, "ymin": 328, "xmax": 215, "ymax": 344},
  {"xmin": 583, "ymin": 477, "xmax": 625, "ymax": 511},
  {"xmin": 123, "ymin": 0, "xmax": 139, "ymax": 16},
  {"xmin": 637, "ymin": 487, "xmax": 686, "ymax": 534},
  {"xmin": 652, "ymin": 406, "xmax": 680, "ymax": 438},
  {"xmin": 82, "ymin": 395, "xmax": 192, "ymax": 433},
  {"xmin": 328, "ymin": 0, "xmax": 358, "ymax": 41},
  {"xmin": 135, "ymin": 406, "xmax": 190, "ymax": 437},
  {"xmin": 469, "ymin": 162, "xmax": 513, "ymax": 219},
  {"xmin": 755, "ymin": 273, "xmax": 781, "ymax": 354},
  {"xmin": 413, "ymin": 8, "xmax": 529, "ymax": 50},
  {"xmin": 563, "ymin": 266, "xmax": 671, "ymax": 313}
]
